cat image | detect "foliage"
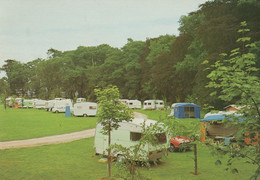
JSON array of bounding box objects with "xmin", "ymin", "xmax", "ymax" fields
[
  {"xmin": 111, "ymin": 122, "xmax": 168, "ymax": 180},
  {"xmin": 94, "ymin": 85, "xmax": 133, "ymax": 178},
  {"xmin": 206, "ymin": 21, "xmax": 260, "ymax": 179},
  {"xmin": 1, "ymin": 0, "xmax": 260, "ymax": 109}
]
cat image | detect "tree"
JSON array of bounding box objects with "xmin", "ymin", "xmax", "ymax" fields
[
  {"xmin": 94, "ymin": 86, "xmax": 133, "ymax": 178},
  {"xmin": 1, "ymin": 60, "xmax": 28, "ymax": 96},
  {"xmin": 206, "ymin": 21, "xmax": 260, "ymax": 179},
  {"xmin": 0, "ymin": 77, "xmax": 10, "ymax": 110}
]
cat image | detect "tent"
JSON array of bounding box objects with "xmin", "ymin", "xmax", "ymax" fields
[
  {"xmin": 200, "ymin": 111, "xmax": 244, "ymax": 140},
  {"xmin": 170, "ymin": 103, "xmax": 200, "ymax": 119}
]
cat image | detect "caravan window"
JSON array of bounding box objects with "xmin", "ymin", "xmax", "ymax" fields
[
  {"xmin": 148, "ymin": 103, "xmax": 151, "ymax": 105},
  {"xmin": 89, "ymin": 106, "xmax": 97, "ymax": 110},
  {"xmin": 129, "ymin": 103, "xmax": 133, "ymax": 105},
  {"xmin": 130, "ymin": 132, "xmax": 142, "ymax": 141},
  {"xmin": 156, "ymin": 133, "xmax": 167, "ymax": 144},
  {"xmin": 160, "ymin": 102, "xmax": 163, "ymax": 105}
]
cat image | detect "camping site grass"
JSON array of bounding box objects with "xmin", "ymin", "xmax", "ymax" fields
[
  {"xmin": 0, "ymin": 137, "xmax": 256, "ymax": 180},
  {"xmin": 0, "ymin": 108, "xmax": 257, "ymax": 179},
  {"xmin": 0, "ymin": 107, "xmax": 97, "ymax": 141}
]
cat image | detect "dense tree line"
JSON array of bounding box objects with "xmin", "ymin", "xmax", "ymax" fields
[{"xmin": 1, "ymin": 0, "xmax": 259, "ymax": 109}]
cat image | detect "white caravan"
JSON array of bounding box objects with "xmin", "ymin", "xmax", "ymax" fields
[
  {"xmin": 143, "ymin": 100, "xmax": 164, "ymax": 110},
  {"xmin": 72, "ymin": 102, "xmax": 98, "ymax": 117},
  {"xmin": 23, "ymin": 99, "xmax": 34, "ymax": 108},
  {"xmin": 45, "ymin": 100, "xmax": 55, "ymax": 111},
  {"xmin": 127, "ymin": 100, "xmax": 142, "ymax": 109},
  {"xmin": 94, "ymin": 118, "xmax": 169, "ymax": 161},
  {"xmin": 35, "ymin": 99, "xmax": 47, "ymax": 109},
  {"xmin": 54, "ymin": 97, "xmax": 65, "ymax": 101},
  {"xmin": 76, "ymin": 98, "xmax": 86, "ymax": 103},
  {"xmin": 52, "ymin": 99, "xmax": 72, "ymax": 113},
  {"xmin": 119, "ymin": 99, "xmax": 129, "ymax": 105},
  {"xmin": 143, "ymin": 100, "xmax": 155, "ymax": 110},
  {"xmin": 155, "ymin": 100, "xmax": 164, "ymax": 110}
]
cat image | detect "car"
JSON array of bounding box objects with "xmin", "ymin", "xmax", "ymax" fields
[{"xmin": 169, "ymin": 136, "xmax": 194, "ymax": 152}]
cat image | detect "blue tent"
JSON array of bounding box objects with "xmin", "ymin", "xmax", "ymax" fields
[{"xmin": 172, "ymin": 103, "xmax": 200, "ymax": 119}]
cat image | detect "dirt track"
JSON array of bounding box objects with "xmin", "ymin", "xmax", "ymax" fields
[{"xmin": 0, "ymin": 112, "xmax": 147, "ymax": 150}]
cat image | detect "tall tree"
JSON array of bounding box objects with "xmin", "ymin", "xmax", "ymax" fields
[
  {"xmin": 206, "ymin": 22, "xmax": 260, "ymax": 179},
  {"xmin": 1, "ymin": 60, "xmax": 27, "ymax": 96}
]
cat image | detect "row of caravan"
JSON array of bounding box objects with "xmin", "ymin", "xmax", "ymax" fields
[
  {"xmin": 6, "ymin": 97, "xmax": 97, "ymax": 117},
  {"xmin": 45, "ymin": 99, "xmax": 98, "ymax": 117},
  {"xmin": 119, "ymin": 99, "xmax": 165, "ymax": 110}
]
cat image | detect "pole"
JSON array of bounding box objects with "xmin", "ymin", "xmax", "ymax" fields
[{"xmin": 194, "ymin": 143, "xmax": 198, "ymax": 175}]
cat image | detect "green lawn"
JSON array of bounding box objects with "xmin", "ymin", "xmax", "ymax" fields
[
  {"xmin": 0, "ymin": 108, "xmax": 97, "ymax": 141},
  {"xmin": 0, "ymin": 137, "xmax": 256, "ymax": 180},
  {"xmin": 0, "ymin": 108, "xmax": 257, "ymax": 179}
]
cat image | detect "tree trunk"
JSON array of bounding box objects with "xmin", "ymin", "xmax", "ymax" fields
[
  {"xmin": 108, "ymin": 124, "xmax": 111, "ymax": 178},
  {"xmin": 194, "ymin": 143, "xmax": 198, "ymax": 175}
]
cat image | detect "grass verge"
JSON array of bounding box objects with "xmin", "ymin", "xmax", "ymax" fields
[
  {"xmin": 0, "ymin": 108, "xmax": 97, "ymax": 141},
  {"xmin": 0, "ymin": 138, "xmax": 256, "ymax": 180}
]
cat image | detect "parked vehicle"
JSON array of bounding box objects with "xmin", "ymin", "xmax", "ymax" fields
[
  {"xmin": 94, "ymin": 118, "xmax": 169, "ymax": 161},
  {"xmin": 200, "ymin": 111, "xmax": 243, "ymax": 142},
  {"xmin": 119, "ymin": 99, "xmax": 129, "ymax": 105},
  {"xmin": 127, "ymin": 100, "xmax": 141, "ymax": 109},
  {"xmin": 45, "ymin": 100, "xmax": 55, "ymax": 111},
  {"xmin": 54, "ymin": 97, "xmax": 65, "ymax": 101},
  {"xmin": 72, "ymin": 102, "xmax": 97, "ymax": 117},
  {"xmin": 169, "ymin": 136, "xmax": 193, "ymax": 152},
  {"xmin": 155, "ymin": 100, "xmax": 164, "ymax": 110},
  {"xmin": 22, "ymin": 99, "xmax": 34, "ymax": 108},
  {"xmin": 52, "ymin": 99, "xmax": 72, "ymax": 113},
  {"xmin": 143, "ymin": 100, "xmax": 164, "ymax": 110},
  {"xmin": 35, "ymin": 99, "xmax": 47, "ymax": 109},
  {"xmin": 76, "ymin": 98, "xmax": 86, "ymax": 103},
  {"xmin": 143, "ymin": 100, "xmax": 155, "ymax": 110}
]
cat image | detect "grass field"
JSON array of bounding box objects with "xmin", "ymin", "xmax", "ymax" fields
[
  {"xmin": 0, "ymin": 137, "xmax": 256, "ymax": 180},
  {"xmin": 0, "ymin": 108, "xmax": 257, "ymax": 179},
  {"xmin": 0, "ymin": 108, "xmax": 97, "ymax": 141}
]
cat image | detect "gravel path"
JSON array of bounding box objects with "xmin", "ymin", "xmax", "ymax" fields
[
  {"xmin": 0, "ymin": 129, "xmax": 95, "ymax": 150},
  {"xmin": 0, "ymin": 112, "xmax": 147, "ymax": 150}
]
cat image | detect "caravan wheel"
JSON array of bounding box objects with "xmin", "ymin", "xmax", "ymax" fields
[
  {"xmin": 83, "ymin": 114, "xmax": 88, "ymax": 117},
  {"xmin": 55, "ymin": 110, "xmax": 59, "ymax": 113}
]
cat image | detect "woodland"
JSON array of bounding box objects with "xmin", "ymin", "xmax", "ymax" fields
[{"xmin": 1, "ymin": 0, "xmax": 260, "ymax": 110}]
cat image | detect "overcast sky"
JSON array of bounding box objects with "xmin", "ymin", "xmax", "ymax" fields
[{"xmin": 0, "ymin": 0, "xmax": 208, "ymax": 71}]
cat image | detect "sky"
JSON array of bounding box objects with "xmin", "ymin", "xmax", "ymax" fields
[{"xmin": 0, "ymin": 0, "xmax": 208, "ymax": 76}]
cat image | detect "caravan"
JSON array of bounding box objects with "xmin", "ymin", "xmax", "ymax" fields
[
  {"xmin": 52, "ymin": 99, "xmax": 72, "ymax": 113},
  {"xmin": 76, "ymin": 98, "xmax": 86, "ymax": 103},
  {"xmin": 143, "ymin": 100, "xmax": 164, "ymax": 110},
  {"xmin": 72, "ymin": 102, "xmax": 97, "ymax": 117},
  {"xmin": 23, "ymin": 99, "xmax": 34, "ymax": 108},
  {"xmin": 143, "ymin": 100, "xmax": 155, "ymax": 110},
  {"xmin": 119, "ymin": 99, "xmax": 129, "ymax": 105},
  {"xmin": 127, "ymin": 100, "xmax": 141, "ymax": 109},
  {"xmin": 45, "ymin": 100, "xmax": 55, "ymax": 111},
  {"xmin": 94, "ymin": 118, "xmax": 169, "ymax": 161},
  {"xmin": 35, "ymin": 99, "xmax": 47, "ymax": 109}
]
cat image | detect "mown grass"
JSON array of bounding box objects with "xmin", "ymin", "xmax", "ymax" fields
[
  {"xmin": 0, "ymin": 137, "xmax": 256, "ymax": 180},
  {"xmin": 0, "ymin": 107, "xmax": 257, "ymax": 179},
  {"xmin": 0, "ymin": 108, "xmax": 97, "ymax": 141}
]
